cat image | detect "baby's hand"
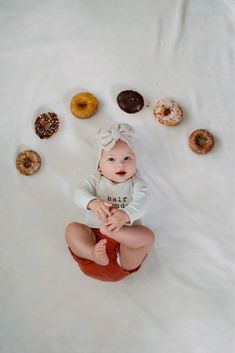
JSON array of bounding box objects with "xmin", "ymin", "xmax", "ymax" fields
[
  {"xmin": 87, "ymin": 199, "xmax": 113, "ymax": 221},
  {"xmin": 103, "ymin": 209, "xmax": 130, "ymax": 232}
]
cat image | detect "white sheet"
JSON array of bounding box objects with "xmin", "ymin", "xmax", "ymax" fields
[{"xmin": 0, "ymin": 1, "xmax": 234, "ymax": 352}]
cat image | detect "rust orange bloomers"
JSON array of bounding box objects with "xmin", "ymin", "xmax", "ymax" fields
[{"xmin": 68, "ymin": 228, "xmax": 143, "ymax": 282}]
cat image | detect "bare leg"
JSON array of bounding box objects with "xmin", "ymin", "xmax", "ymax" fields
[
  {"xmin": 65, "ymin": 222, "xmax": 109, "ymax": 266},
  {"xmin": 100, "ymin": 224, "xmax": 155, "ymax": 270},
  {"xmin": 100, "ymin": 224, "xmax": 154, "ymax": 249}
]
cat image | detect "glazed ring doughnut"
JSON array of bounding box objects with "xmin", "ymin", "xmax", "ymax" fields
[
  {"xmin": 154, "ymin": 99, "xmax": 183, "ymax": 126},
  {"xmin": 70, "ymin": 92, "xmax": 98, "ymax": 119},
  {"xmin": 35, "ymin": 112, "xmax": 60, "ymax": 139},
  {"xmin": 16, "ymin": 150, "xmax": 41, "ymax": 176},
  {"xmin": 189, "ymin": 129, "xmax": 215, "ymax": 154}
]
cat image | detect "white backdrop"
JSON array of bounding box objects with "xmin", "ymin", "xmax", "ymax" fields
[{"xmin": 0, "ymin": 1, "xmax": 234, "ymax": 353}]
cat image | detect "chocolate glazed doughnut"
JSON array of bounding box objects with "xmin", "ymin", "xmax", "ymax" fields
[
  {"xmin": 189, "ymin": 129, "xmax": 215, "ymax": 154},
  {"xmin": 35, "ymin": 112, "xmax": 60, "ymax": 139},
  {"xmin": 117, "ymin": 90, "xmax": 144, "ymax": 114}
]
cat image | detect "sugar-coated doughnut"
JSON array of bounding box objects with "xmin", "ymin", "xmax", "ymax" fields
[
  {"xmin": 189, "ymin": 129, "xmax": 215, "ymax": 154},
  {"xmin": 154, "ymin": 99, "xmax": 183, "ymax": 126},
  {"xmin": 70, "ymin": 92, "xmax": 98, "ymax": 119},
  {"xmin": 117, "ymin": 90, "xmax": 144, "ymax": 114},
  {"xmin": 35, "ymin": 112, "xmax": 59, "ymax": 139},
  {"xmin": 16, "ymin": 150, "xmax": 41, "ymax": 176}
]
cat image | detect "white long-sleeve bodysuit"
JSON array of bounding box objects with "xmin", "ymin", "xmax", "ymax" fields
[{"xmin": 73, "ymin": 172, "xmax": 148, "ymax": 229}]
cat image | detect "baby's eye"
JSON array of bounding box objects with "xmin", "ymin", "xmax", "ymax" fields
[
  {"xmin": 124, "ymin": 156, "xmax": 132, "ymax": 161},
  {"xmin": 107, "ymin": 157, "xmax": 115, "ymax": 162}
]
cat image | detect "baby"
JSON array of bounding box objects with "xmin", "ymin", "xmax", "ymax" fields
[{"xmin": 65, "ymin": 123, "xmax": 155, "ymax": 281}]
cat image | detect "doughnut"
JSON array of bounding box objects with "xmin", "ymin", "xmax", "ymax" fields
[
  {"xmin": 153, "ymin": 99, "xmax": 183, "ymax": 126},
  {"xmin": 35, "ymin": 112, "xmax": 59, "ymax": 139},
  {"xmin": 70, "ymin": 92, "xmax": 98, "ymax": 119},
  {"xmin": 16, "ymin": 150, "xmax": 41, "ymax": 176},
  {"xmin": 117, "ymin": 90, "xmax": 144, "ymax": 114},
  {"xmin": 189, "ymin": 129, "xmax": 215, "ymax": 154}
]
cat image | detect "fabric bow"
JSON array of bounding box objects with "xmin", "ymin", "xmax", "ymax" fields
[{"xmin": 97, "ymin": 123, "xmax": 134, "ymax": 151}]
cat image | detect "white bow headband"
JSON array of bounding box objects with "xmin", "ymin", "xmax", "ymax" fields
[
  {"xmin": 96, "ymin": 123, "xmax": 135, "ymax": 170},
  {"xmin": 97, "ymin": 123, "xmax": 134, "ymax": 151}
]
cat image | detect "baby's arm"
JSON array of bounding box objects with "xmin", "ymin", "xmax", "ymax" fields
[
  {"xmin": 122, "ymin": 176, "xmax": 148, "ymax": 224},
  {"xmin": 73, "ymin": 173, "xmax": 113, "ymax": 221}
]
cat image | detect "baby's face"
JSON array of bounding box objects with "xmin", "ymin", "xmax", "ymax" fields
[{"xmin": 99, "ymin": 140, "xmax": 136, "ymax": 183}]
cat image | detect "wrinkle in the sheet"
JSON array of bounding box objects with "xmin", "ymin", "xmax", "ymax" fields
[{"xmin": 169, "ymin": 0, "xmax": 188, "ymax": 54}]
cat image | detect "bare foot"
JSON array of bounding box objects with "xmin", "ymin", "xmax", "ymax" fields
[{"xmin": 92, "ymin": 239, "xmax": 109, "ymax": 266}]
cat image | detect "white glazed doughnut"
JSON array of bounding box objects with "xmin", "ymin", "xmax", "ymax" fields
[{"xmin": 153, "ymin": 99, "xmax": 183, "ymax": 126}]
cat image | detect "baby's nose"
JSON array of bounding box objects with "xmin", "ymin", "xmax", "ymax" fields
[{"xmin": 117, "ymin": 160, "xmax": 124, "ymax": 167}]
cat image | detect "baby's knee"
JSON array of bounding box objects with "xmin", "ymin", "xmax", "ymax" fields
[
  {"xmin": 145, "ymin": 228, "xmax": 155, "ymax": 248},
  {"xmin": 65, "ymin": 222, "xmax": 81, "ymax": 242}
]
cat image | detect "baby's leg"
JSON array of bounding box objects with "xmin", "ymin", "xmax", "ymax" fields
[
  {"xmin": 65, "ymin": 222, "xmax": 109, "ymax": 266},
  {"xmin": 100, "ymin": 225, "xmax": 155, "ymax": 270}
]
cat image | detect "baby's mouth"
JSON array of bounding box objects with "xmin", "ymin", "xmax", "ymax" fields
[{"xmin": 116, "ymin": 171, "xmax": 126, "ymax": 176}]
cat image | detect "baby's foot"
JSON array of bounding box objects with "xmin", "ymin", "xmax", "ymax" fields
[{"xmin": 92, "ymin": 239, "xmax": 109, "ymax": 266}]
